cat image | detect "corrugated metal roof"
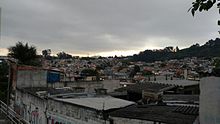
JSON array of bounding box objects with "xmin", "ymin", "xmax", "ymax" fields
[
  {"xmin": 163, "ymin": 95, "xmax": 199, "ymax": 102},
  {"xmin": 54, "ymin": 96, "xmax": 134, "ymax": 111},
  {"xmin": 126, "ymin": 82, "xmax": 173, "ymax": 94},
  {"xmin": 110, "ymin": 105, "xmax": 198, "ymax": 124},
  {"xmin": 152, "ymin": 79, "xmax": 199, "ymax": 86}
]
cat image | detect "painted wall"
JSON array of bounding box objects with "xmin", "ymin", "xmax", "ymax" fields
[
  {"xmin": 14, "ymin": 89, "xmax": 112, "ymax": 124},
  {"xmin": 15, "ymin": 90, "xmax": 47, "ymax": 124}
]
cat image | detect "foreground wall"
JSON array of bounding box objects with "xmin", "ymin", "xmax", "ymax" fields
[
  {"xmin": 15, "ymin": 90, "xmax": 47, "ymax": 124},
  {"xmin": 47, "ymin": 99, "xmax": 109, "ymax": 124},
  {"xmin": 200, "ymin": 76, "xmax": 220, "ymax": 124}
]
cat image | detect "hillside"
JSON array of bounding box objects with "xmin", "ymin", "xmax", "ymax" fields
[{"xmin": 132, "ymin": 38, "xmax": 220, "ymax": 62}]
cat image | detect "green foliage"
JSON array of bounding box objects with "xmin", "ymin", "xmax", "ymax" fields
[
  {"xmin": 0, "ymin": 62, "xmax": 8, "ymax": 103},
  {"xmin": 129, "ymin": 65, "xmax": 140, "ymax": 78},
  {"xmin": 57, "ymin": 52, "xmax": 72, "ymax": 59},
  {"xmin": 81, "ymin": 68, "xmax": 101, "ymax": 81},
  {"xmin": 213, "ymin": 59, "xmax": 220, "ymax": 77},
  {"xmin": 132, "ymin": 38, "xmax": 220, "ymax": 62},
  {"xmin": 42, "ymin": 49, "xmax": 51, "ymax": 58},
  {"xmin": 0, "ymin": 82, "xmax": 7, "ymax": 103},
  {"xmin": 8, "ymin": 42, "xmax": 41, "ymax": 66},
  {"xmin": 189, "ymin": 0, "xmax": 217, "ymax": 16},
  {"xmin": 142, "ymin": 71, "xmax": 153, "ymax": 76},
  {"xmin": 214, "ymin": 59, "xmax": 220, "ymax": 68},
  {"xmin": 189, "ymin": 0, "xmax": 219, "ymax": 31},
  {"xmin": 81, "ymin": 69, "xmax": 98, "ymax": 76},
  {"xmin": 0, "ymin": 61, "xmax": 9, "ymax": 82}
]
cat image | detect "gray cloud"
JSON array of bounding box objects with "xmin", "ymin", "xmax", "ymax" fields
[{"xmin": 0, "ymin": 0, "xmax": 219, "ymax": 56}]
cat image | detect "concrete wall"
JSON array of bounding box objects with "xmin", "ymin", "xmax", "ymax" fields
[
  {"xmin": 65, "ymin": 80, "xmax": 120, "ymax": 93},
  {"xmin": 110, "ymin": 117, "xmax": 166, "ymax": 124},
  {"xmin": 200, "ymin": 77, "xmax": 220, "ymax": 124},
  {"xmin": 17, "ymin": 70, "xmax": 47, "ymax": 88},
  {"xmin": 47, "ymin": 99, "xmax": 109, "ymax": 124},
  {"xmin": 15, "ymin": 90, "xmax": 47, "ymax": 124}
]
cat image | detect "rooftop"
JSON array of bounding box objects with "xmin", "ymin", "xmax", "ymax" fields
[
  {"xmin": 54, "ymin": 96, "xmax": 134, "ymax": 111},
  {"xmin": 152, "ymin": 79, "xmax": 199, "ymax": 87},
  {"xmin": 18, "ymin": 87, "xmax": 87, "ymax": 98},
  {"xmin": 110, "ymin": 105, "xmax": 198, "ymax": 124},
  {"xmin": 18, "ymin": 87, "xmax": 134, "ymax": 111},
  {"xmin": 163, "ymin": 95, "xmax": 199, "ymax": 102},
  {"xmin": 125, "ymin": 82, "xmax": 175, "ymax": 94}
]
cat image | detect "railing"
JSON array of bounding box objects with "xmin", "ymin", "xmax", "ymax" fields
[{"xmin": 0, "ymin": 100, "xmax": 29, "ymax": 124}]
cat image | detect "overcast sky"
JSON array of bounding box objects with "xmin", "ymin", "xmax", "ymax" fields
[{"xmin": 0, "ymin": 0, "xmax": 219, "ymax": 56}]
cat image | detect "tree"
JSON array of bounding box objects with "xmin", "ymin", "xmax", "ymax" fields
[
  {"xmin": 213, "ymin": 58, "xmax": 220, "ymax": 77},
  {"xmin": 189, "ymin": 0, "xmax": 218, "ymax": 16},
  {"xmin": 189, "ymin": 0, "xmax": 220, "ymax": 32},
  {"xmin": 8, "ymin": 42, "xmax": 41, "ymax": 66},
  {"xmin": 214, "ymin": 58, "xmax": 220, "ymax": 68},
  {"xmin": 42, "ymin": 49, "xmax": 51, "ymax": 58},
  {"xmin": 81, "ymin": 69, "xmax": 98, "ymax": 76},
  {"xmin": 57, "ymin": 51, "xmax": 72, "ymax": 59},
  {"xmin": 0, "ymin": 61, "xmax": 9, "ymax": 103},
  {"xmin": 81, "ymin": 68, "xmax": 100, "ymax": 81},
  {"xmin": 129, "ymin": 65, "xmax": 140, "ymax": 78}
]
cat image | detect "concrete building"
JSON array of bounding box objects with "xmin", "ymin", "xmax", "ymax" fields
[
  {"xmin": 16, "ymin": 65, "xmax": 62, "ymax": 88},
  {"xmin": 47, "ymin": 96, "xmax": 134, "ymax": 124},
  {"xmin": 14, "ymin": 87, "xmax": 134, "ymax": 124}
]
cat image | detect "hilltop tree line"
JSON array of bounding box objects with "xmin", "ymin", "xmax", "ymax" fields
[{"xmin": 132, "ymin": 38, "xmax": 220, "ymax": 62}]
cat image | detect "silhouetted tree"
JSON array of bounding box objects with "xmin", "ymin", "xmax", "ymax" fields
[
  {"xmin": 57, "ymin": 52, "xmax": 72, "ymax": 59},
  {"xmin": 189, "ymin": 0, "xmax": 219, "ymax": 32},
  {"xmin": 42, "ymin": 49, "xmax": 51, "ymax": 58},
  {"xmin": 189, "ymin": 0, "xmax": 218, "ymax": 16},
  {"xmin": 129, "ymin": 65, "xmax": 140, "ymax": 78},
  {"xmin": 8, "ymin": 42, "xmax": 41, "ymax": 66},
  {"xmin": 81, "ymin": 69, "xmax": 98, "ymax": 76}
]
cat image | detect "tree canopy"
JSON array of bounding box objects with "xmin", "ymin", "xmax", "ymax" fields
[
  {"xmin": 81, "ymin": 69, "xmax": 98, "ymax": 76},
  {"xmin": 189, "ymin": 0, "xmax": 218, "ymax": 16},
  {"xmin": 8, "ymin": 42, "xmax": 41, "ymax": 66},
  {"xmin": 189, "ymin": 0, "xmax": 220, "ymax": 31},
  {"xmin": 57, "ymin": 51, "xmax": 72, "ymax": 59},
  {"xmin": 42, "ymin": 49, "xmax": 51, "ymax": 58}
]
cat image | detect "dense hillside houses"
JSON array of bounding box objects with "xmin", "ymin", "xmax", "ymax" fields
[{"xmin": 0, "ymin": 46, "xmax": 219, "ymax": 124}]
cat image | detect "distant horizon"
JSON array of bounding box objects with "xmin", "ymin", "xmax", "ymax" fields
[
  {"xmin": 0, "ymin": 42, "xmax": 193, "ymax": 57},
  {"xmin": 0, "ymin": 38, "xmax": 215, "ymax": 57}
]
